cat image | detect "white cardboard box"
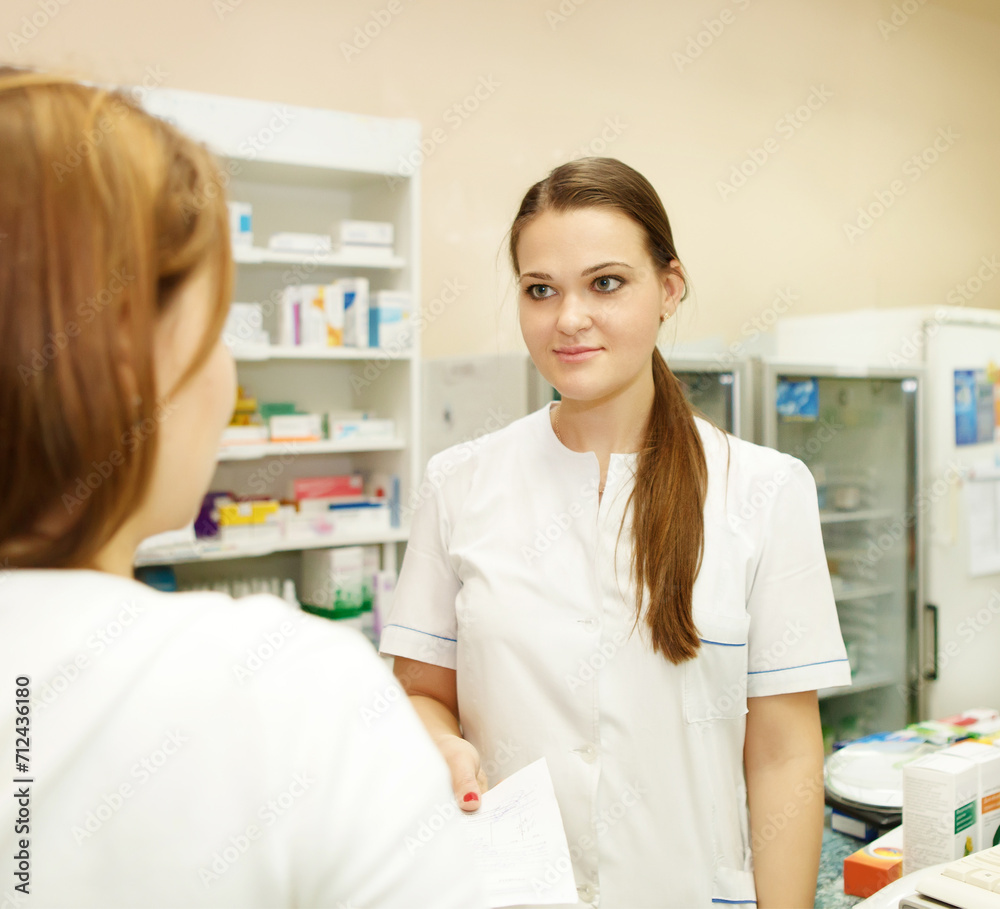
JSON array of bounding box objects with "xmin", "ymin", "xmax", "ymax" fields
[
  {"xmin": 944, "ymin": 741, "xmax": 1000, "ymax": 850},
  {"xmin": 903, "ymin": 751, "xmax": 979, "ymax": 875}
]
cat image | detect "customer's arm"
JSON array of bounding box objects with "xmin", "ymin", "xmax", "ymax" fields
[{"xmin": 744, "ymin": 689, "xmax": 825, "ymax": 909}]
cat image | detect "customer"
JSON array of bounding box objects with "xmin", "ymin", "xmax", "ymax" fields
[{"xmin": 0, "ymin": 69, "xmax": 485, "ymax": 909}]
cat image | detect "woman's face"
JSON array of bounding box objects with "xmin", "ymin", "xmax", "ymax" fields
[
  {"xmin": 140, "ymin": 266, "xmax": 236, "ymax": 540},
  {"xmin": 516, "ymin": 207, "xmax": 684, "ymax": 404}
]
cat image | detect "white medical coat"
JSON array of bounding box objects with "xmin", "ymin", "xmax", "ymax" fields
[
  {"xmin": 0, "ymin": 570, "xmax": 486, "ymax": 908},
  {"xmin": 380, "ymin": 403, "xmax": 851, "ymax": 908}
]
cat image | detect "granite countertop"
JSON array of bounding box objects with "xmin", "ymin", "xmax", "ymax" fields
[{"xmin": 815, "ymin": 808, "xmax": 866, "ymax": 909}]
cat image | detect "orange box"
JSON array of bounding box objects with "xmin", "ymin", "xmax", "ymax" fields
[{"xmin": 844, "ymin": 825, "xmax": 903, "ymax": 898}]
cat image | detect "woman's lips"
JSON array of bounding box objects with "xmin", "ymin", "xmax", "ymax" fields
[{"xmin": 553, "ymin": 347, "xmax": 602, "ymax": 363}]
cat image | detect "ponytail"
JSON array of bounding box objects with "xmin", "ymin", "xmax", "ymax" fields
[{"xmin": 622, "ymin": 348, "xmax": 707, "ymax": 663}]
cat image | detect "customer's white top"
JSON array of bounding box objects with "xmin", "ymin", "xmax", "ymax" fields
[
  {"xmin": 0, "ymin": 569, "xmax": 486, "ymax": 909},
  {"xmin": 380, "ymin": 403, "xmax": 851, "ymax": 908}
]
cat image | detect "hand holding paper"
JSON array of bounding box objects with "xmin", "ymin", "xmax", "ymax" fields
[{"xmin": 459, "ymin": 757, "xmax": 577, "ymax": 908}]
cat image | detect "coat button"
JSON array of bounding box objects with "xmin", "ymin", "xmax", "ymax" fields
[
  {"xmin": 576, "ymin": 743, "xmax": 598, "ymax": 763},
  {"xmin": 577, "ymin": 882, "xmax": 597, "ymax": 903}
]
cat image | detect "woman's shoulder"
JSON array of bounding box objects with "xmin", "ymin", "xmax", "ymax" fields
[
  {"xmin": 424, "ymin": 404, "xmax": 550, "ymax": 475},
  {"xmin": 694, "ymin": 416, "xmax": 813, "ymax": 495},
  {"xmin": 2, "ymin": 568, "xmax": 381, "ymax": 690}
]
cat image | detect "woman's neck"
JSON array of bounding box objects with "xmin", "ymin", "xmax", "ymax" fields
[
  {"xmin": 91, "ymin": 522, "xmax": 139, "ymax": 579},
  {"xmin": 554, "ymin": 371, "xmax": 655, "ymax": 458}
]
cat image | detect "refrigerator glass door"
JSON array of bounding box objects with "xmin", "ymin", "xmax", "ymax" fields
[
  {"xmin": 674, "ymin": 369, "xmax": 736, "ymax": 435},
  {"xmin": 766, "ymin": 368, "xmax": 919, "ymax": 746}
]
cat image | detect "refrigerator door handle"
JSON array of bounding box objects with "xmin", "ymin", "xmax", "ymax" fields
[{"xmin": 924, "ymin": 603, "xmax": 939, "ymax": 682}]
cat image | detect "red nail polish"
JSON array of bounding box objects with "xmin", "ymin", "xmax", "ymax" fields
[{"xmin": 463, "ymin": 792, "xmax": 479, "ymax": 803}]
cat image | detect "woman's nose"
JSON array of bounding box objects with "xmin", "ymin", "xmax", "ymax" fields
[{"xmin": 555, "ymin": 291, "xmax": 592, "ymax": 335}]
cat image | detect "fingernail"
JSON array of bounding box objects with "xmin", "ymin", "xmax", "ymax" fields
[{"xmin": 463, "ymin": 792, "xmax": 479, "ymax": 803}]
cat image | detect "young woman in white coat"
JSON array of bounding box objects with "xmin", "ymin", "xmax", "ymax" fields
[{"xmin": 381, "ymin": 157, "xmax": 851, "ymax": 908}]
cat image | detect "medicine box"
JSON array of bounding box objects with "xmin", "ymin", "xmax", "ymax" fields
[
  {"xmin": 328, "ymin": 418, "xmax": 395, "ymax": 443},
  {"xmin": 227, "ymin": 201, "xmax": 253, "ymax": 249},
  {"xmin": 336, "ymin": 220, "xmax": 393, "ymax": 247},
  {"xmin": 944, "ymin": 741, "xmax": 1000, "ymax": 849},
  {"xmin": 298, "ymin": 285, "xmax": 330, "ymax": 347},
  {"xmin": 268, "ymin": 413, "xmax": 323, "ymax": 442},
  {"xmin": 339, "ymin": 277, "xmax": 370, "ymax": 348},
  {"xmin": 294, "ymin": 475, "xmax": 365, "ymax": 500},
  {"xmin": 843, "ymin": 825, "xmax": 904, "ymax": 898},
  {"xmin": 362, "ymin": 545, "xmax": 380, "ymax": 611},
  {"xmin": 369, "ymin": 291, "xmax": 412, "ymax": 349},
  {"xmin": 280, "ymin": 285, "xmax": 344, "ymax": 347},
  {"xmin": 300, "ymin": 546, "xmax": 365, "ymax": 614},
  {"xmin": 223, "ymin": 302, "xmax": 268, "ymax": 348},
  {"xmin": 220, "ymin": 425, "xmax": 269, "ymax": 446},
  {"xmin": 903, "ymin": 751, "xmax": 979, "ymax": 875},
  {"xmin": 267, "ymin": 232, "xmax": 332, "ymax": 254},
  {"xmin": 217, "ymin": 499, "xmax": 280, "ymax": 544}
]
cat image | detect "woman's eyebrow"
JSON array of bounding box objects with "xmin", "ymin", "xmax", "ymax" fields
[
  {"xmin": 581, "ymin": 260, "xmax": 631, "ymax": 276},
  {"xmin": 520, "ymin": 261, "xmax": 633, "ymax": 282}
]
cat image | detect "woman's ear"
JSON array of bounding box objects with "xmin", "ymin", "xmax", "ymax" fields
[{"xmin": 660, "ymin": 259, "xmax": 686, "ymax": 320}]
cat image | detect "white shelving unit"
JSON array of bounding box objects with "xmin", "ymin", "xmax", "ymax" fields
[{"xmin": 137, "ymin": 88, "xmax": 422, "ymax": 588}]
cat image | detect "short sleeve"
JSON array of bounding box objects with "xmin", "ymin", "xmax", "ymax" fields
[
  {"xmin": 745, "ymin": 456, "xmax": 852, "ymax": 698},
  {"xmin": 379, "ymin": 457, "xmax": 461, "ymax": 670}
]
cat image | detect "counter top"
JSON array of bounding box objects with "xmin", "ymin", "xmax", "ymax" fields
[{"xmin": 815, "ymin": 809, "xmax": 865, "ymax": 909}]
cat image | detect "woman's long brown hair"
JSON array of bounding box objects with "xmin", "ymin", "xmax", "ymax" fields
[
  {"xmin": 0, "ymin": 69, "xmax": 232, "ymax": 568},
  {"xmin": 510, "ymin": 157, "xmax": 707, "ymax": 663}
]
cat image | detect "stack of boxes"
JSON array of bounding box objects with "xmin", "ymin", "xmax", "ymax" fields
[
  {"xmin": 902, "ymin": 740, "xmax": 1000, "ymax": 874},
  {"xmin": 200, "ymin": 471, "xmax": 398, "ymax": 548},
  {"xmin": 300, "ymin": 545, "xmax": 396, "ymax": 648}
]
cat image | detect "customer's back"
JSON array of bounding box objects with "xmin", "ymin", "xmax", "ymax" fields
[{"xmin": 0, "ymin": 69, "xmax": 485, "ymax": 908}]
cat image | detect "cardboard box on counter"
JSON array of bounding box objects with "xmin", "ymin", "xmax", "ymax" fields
[{"xmin": 844, "ymin": 825, "xmax": 904, "ymax": 898}]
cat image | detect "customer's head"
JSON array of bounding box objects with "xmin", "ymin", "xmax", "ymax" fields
[{"xmin": 0, "ymin": 70, "xmax": 236, "ymax": 571}]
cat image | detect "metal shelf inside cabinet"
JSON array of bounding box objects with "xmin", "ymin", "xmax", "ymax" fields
[
  {"xmin": 233, "ymin": 246, "xmax": 404, "ymax": 269},
  {"xmin": 134, "ymin": 526, "xmax": 410, "ymax": 567},
  {"xmin": 833, "ymin": 584, "xmax": 896, "ymax": 603},
  {"xmin": 820, "ymin": 509, "xmax": 895, "ymax": 524},
  {"xmin": 818, "ymin": 674, "xmax": 899, "ymax": 700},
  {"xmin": 218, "ymin": 438, "xmax": 406, "ymax": 461},
  {"xmin": 231, "ymin": 344, "xmax": 413, "ymax": 362}
]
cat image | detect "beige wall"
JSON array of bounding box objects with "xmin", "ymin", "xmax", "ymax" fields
[{"xmin": 6, "ymin": 0, "xmax": 1000, "ymax": 358}]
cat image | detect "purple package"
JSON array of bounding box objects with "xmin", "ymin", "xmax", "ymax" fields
[{"xmin": 195, "ymin": 491, "xmax": 232, "ymax": 539}]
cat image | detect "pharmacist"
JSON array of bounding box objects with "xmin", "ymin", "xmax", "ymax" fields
[{"xmin": 381, "ymin": 157, "xmax": 851, "ymax": 907}]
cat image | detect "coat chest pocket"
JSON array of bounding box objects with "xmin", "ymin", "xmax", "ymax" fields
[{"xmin": 683, "ymin": 611, "xmax": 750, "ymax": 723}]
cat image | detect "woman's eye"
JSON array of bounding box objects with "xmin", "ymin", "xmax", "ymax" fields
[
  {"xmin": 526, "ymin": 284, "xmax": 555, "ymax": 300},
  {"xmin": 593, "ymin": 275, "xmax": 623, "ymax": 293}
]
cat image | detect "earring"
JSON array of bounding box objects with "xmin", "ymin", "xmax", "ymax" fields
[{"xmin": 660, "ymin": 314, "xmax": 667, "ymax": 323}]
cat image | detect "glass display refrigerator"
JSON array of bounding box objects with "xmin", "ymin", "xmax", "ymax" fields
[
  {"xmin": 668, "ymin": 354, "xmax": 754, "ymax": 440},
  {"xmin": 757, "ymin": 362, "xmax": 922, "ymax": 747}
]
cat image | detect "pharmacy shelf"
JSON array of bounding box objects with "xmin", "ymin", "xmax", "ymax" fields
[
  {"xmin": 231, "ymin": 344, "xmax": 413, "ymax": 362},
  {"xmin": 233, "ymin": 246, "xmax": 404, "ymax": 270},
  {"xmin": 820, "ymin": 509, "xmax": 895, "ymax": 524},
  {"xmin": 833, "ymin": 584, "xmax": 896, "ymax": 603},
  {"xmin": 135, "ymin": 525, "xmax": 411, "ymax": 567},
  {"xmin": 136, "ymin": 88, "xmax": 422, "ymax": 580},
  {"xmin": 218, "ymin": 438, "xmax": 406, "ymax": 461},
  {"xmin": 819, "ymin": 674, "xmax": 898, "ymax": 700}
]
